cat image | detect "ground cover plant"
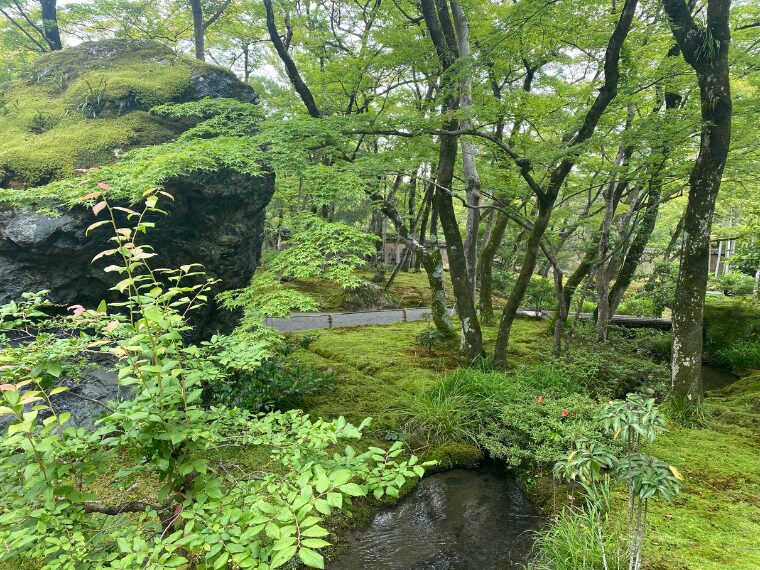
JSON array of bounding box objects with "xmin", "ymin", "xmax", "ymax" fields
[{"xmin": 0, "ymin": 195, "xmax": 429, "ymax": 570}]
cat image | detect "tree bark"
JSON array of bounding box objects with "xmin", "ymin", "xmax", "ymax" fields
[
  {"xmin": 596, "ymin": 106, "xmax": 634, "ymax": 342},
  {"xmin": 478, "ymin": 211, "xmax": 509, "ymax": 324},
  {"xmin": 422, "ymin": 0, "xmax": 484, "ymax": 359},
  {"xmin": 263, "ymin": 0, "xmax": 322, "ymax": 118},
  {"xmin": 190, "ymin": 0, "xmax": 205, "ymax": 61},
  {"xmin": 451, "ymin": 1, "xmax": 481, "ymax": 298},
  {"xmin": 494, "ymin": 197, "xmax": 554, "ymax": 364},
  {"xmin": 39, "ymin": 0, "xmax": 61, "ymax": 51},
  {"xmin": 663, "ymin": 0, "xmax": 732, "ymax": 407}
]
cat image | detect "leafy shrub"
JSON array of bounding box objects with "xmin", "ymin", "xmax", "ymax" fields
[
  {"xmin": 548, "ymin": 395, "xmax": 684, "ymax": 570},
  {"xmin": 209, "ymin": 358, "xmax": 333, "ymax": 411},
  {"xmin": 711, "ymin": 272, "xmax": 756, "ymax": 296},
  {"xmin": 640, "ymin": 331, "xmax": 672, "ymax": 359},
  {"xmin": 480, "ymin": 391, "xmax": 602, "ymax": 470},
  {"xmin": 639, "ymin": 262, "xmax": 678, "ymax": 317},
  {"xmin": 704, "ymin": 297, "xmax": 760, "ymax": 367},
  {"xmin": 0, "ymin": 193, "xmax": 429, "ymax": 570},
  {"xmin": 616, "ymin": 294, "xmax": 658, "ymax": 317},
  {"xmin": 416, "ymin": 325, "xmax": 456, "ymax": 354},
  {"xmin": 525, "ymin": 275, "xmax": 556, "ymax": 313}
]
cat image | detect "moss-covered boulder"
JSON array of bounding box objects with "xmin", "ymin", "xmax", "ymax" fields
[
  {"xmin": 0, "ymin": 40, "xmax": 274, "ymax": 318},
  {"xmin": 0, "ymin": 39, "xmax": 257, "ymax": 187}
]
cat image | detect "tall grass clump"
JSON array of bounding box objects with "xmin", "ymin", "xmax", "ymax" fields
[
  {"xmin": 530, "ymin": 508, "xmax": 624, "ymax": 570},
  {"xmin": 395, "ymin": 369, "xmax": 513, "ymax": 444},
  {"xmin": 715, "ymin": 339, "xmax": 760, "ymax": 370}
]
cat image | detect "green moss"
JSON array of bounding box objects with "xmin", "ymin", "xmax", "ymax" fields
[
  {"xmin": 611, "ymin": 369, "xmax": 760, "ymax": 570},
  {"xmin": 0, "ymin": 40, "xmax": 222, "ymax": 188},
  {"xmin": 421, "ymin": 443, "xmax": 484, "ymax": 471}
]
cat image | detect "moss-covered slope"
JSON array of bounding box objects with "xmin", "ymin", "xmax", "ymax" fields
[{"xmin": 0, "ymin": 39, "xmax": 257, "ymax": 188}]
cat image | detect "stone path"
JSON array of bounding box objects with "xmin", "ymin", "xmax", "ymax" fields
[{"xmin": 266, "ymin": 308, "xmax": 671, "ymax": 332}]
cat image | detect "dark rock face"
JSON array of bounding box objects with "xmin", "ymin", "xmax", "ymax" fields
[
  {"xmin": 0, "ymin": 39, "xmax": 275, "ymax": 322},
  {"xmin": 0, "ymin": 168, "xmax": 275, "ymax": 318}
]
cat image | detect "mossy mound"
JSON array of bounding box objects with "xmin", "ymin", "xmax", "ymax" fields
[{"xmin": 0, "ymin": 39, "xmax": 258, "ymax": 188}]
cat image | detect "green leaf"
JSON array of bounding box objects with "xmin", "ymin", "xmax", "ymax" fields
[
  {"xmin": 299, "ymin": 547, "xmax": 325, "ymax": 569},
  {"xmin": 269, "ymin": 545, "xmax": 297, "ymax": 568},
  {"xmin": 338, "ymin": 483, "xmax": 364, "ymax": 497}
]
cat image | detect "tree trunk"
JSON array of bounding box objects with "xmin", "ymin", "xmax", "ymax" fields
[
  {"xmin": 421, "ymin": 0, "xmax": 484, "ymax": 360},
  {"xmin": 435, "ymin": 128, "xmax": 484, "ymax": 359},
  {"xmin": 451, "ymin": 1, "xmax": 481, "ymax": 298},
  {"xmin": 663, "ymin": 0, "xmax": 732, "ymax": 407},
  {"xmin": 494, "ymin": 198, "xmax": 554, "ymax": 365},
  {"xmin": 40, "ymin": 0, "xmax": 62, "ymax": 51},
  {"xmin": 263, "ymin": 0, "xmax": 321, "ymax": 118},
  {"xmin": 421, "ymin": 245, "xmax": 457, "ymax": 339},
  {"xmin": 491, "ymin": 0, "xmax": 638, "ymax": 365},
  {"xmin": 478, "ymin": 211, "xmax": 509, "ymax": 324},
  {"xmin": 190, "ymin": 0, "xmax": 205, "ymax": 61}
]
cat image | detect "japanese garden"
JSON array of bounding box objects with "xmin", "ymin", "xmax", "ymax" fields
[{"xmin": 0, "ymin": 0, "xmax": 758, "ymax": 568}]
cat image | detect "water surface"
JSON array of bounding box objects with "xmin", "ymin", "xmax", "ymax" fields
[{"xmin": 328, "ymin": 465, "xmax": 541, "ymax": 569}]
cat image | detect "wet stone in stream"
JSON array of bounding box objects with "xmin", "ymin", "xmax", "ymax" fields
[{"xmin": 329, "ymin": 465, "xmax": 541, "ymax": 570}]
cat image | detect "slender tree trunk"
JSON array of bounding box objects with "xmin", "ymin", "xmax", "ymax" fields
[
  {"xmin": 663, "ymin": 0, "xmax": 732, "ymax": 407},
  {"xmin": 263, "ymin": 0, "xmax": 321, "ymax": 118},
  {"xmin": 421, "ymin": 245, "xmax": 457, "ymax": 339},
  {"xmin": 421, "ymin": 0, "xmax": 484, "ymax": 360},
  {"xmin": 451, "ymin": 1, "xmax": 481, "ymax": 298},
  {"xmin": 494, "ymin": 198, "xmax": 554, "ymax": 364},
  {"xmin": 478, "ymin": 211, "xmax": 509, "ymax": 324},
  {"xmin": 189, "ymin": 0, "xmax": 205, "ymax": 61},
  {"xmin": 492, "ymin": 0, "xmax": 638, "ymax": 365},
  {"xmin": 596, "ymin": 116, "xmax": 632, "ymax": 342},
  {"xmin": 435, "ymin": 128, "xmax": 484, "ymax": 359},
  {"xmin": 40, "ymin": 0, "xmax": 62, "ymax": 51},
  {"xmin": 609, "ymin": 178, "xmax": 662, "ymax": 315}
]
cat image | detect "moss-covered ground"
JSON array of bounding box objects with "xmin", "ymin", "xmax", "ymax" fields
[
  {"xmin": 291, "ymin": 317, "xmax": 546, "ymax": 441},
  {"xmin": 286, "ymin": 270, "xmax": 437, "ymax": 311},
  {"xmin": 634, "ymin": 370, "xmax": 760, "ymax": 570},
  {"xmin": 284, "ymin": 314, "xmax": 759, "ymax": 570}
]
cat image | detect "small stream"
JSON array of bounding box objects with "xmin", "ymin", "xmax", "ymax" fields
[{"xmin": 328, "ymin": 464, "xmax": 541, "ymax": 570}]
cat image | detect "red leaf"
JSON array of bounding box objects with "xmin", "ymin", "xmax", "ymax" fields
[
  {"xmin": 92, "ymin": 201, "xmax": 107, "ymax": 215},
  {"xmin": 97, "ymin": 182, "xmax": 110, "ymax": 190},
  {"xmin": 81, "ymin": 191, "xmax": 101, "ymax": 201}
]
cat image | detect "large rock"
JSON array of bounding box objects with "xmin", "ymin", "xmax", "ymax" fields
[
  {"xmin": 0, "ymin": 168, "xmax": 274, "ymax": 313},
  {"xmin": 0, "ymin": 40, "xmax": 275, "ymax": 324}
]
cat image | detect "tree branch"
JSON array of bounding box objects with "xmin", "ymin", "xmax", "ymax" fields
[{"xmin": 263, "ymin": 0, "xmax": 322, "ymax": 118}]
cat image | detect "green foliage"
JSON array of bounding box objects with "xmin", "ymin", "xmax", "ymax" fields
[
  {"xmin": 396, "ymin": 370, "xmax": 506, "ymax": 445},
  {"xmin": 715, "ymin": 339, "xmax": 760, "ymax": 370},
  {"xmin": 415, "ymin": 325, "xmax": 457, "ymax": 355},
  {"xmin": 209, "ymin": 358, "xmax": 334, "ymax": 412},
  {"xmin": 0, "ymin": 194, "xmax": 429, "ymax": 569},
  {"xmin": 710, "ymin": 271, "xmax": 756, "ymax": 296},
  {"xmin": 616, "ymin": 294, "xmax": 658, "ymax": 317},
  {"xmin": 482, "ymin": 392, "xmax": 602, "ymax": 472},
  {"xmin": 638, "ymin": 262, "xmax": 679, "ymax": 317},
  {"xmin": 525, "ymin": 276, "xmax": 556, "ymax": 313},
  {"xmin": 531, "ymin": 504, "xmax": 624, "ymax": 570},
  {"xmin": 704, "ymin": 297, "xmax": 760, "ymax": 367},
  {"xmin": 548, "ymin": 395, "xmax": 683, "ymax": 570},
  {"xmin": 220, "ymin": 215, "xmax": 377, "ymax": 338}
]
